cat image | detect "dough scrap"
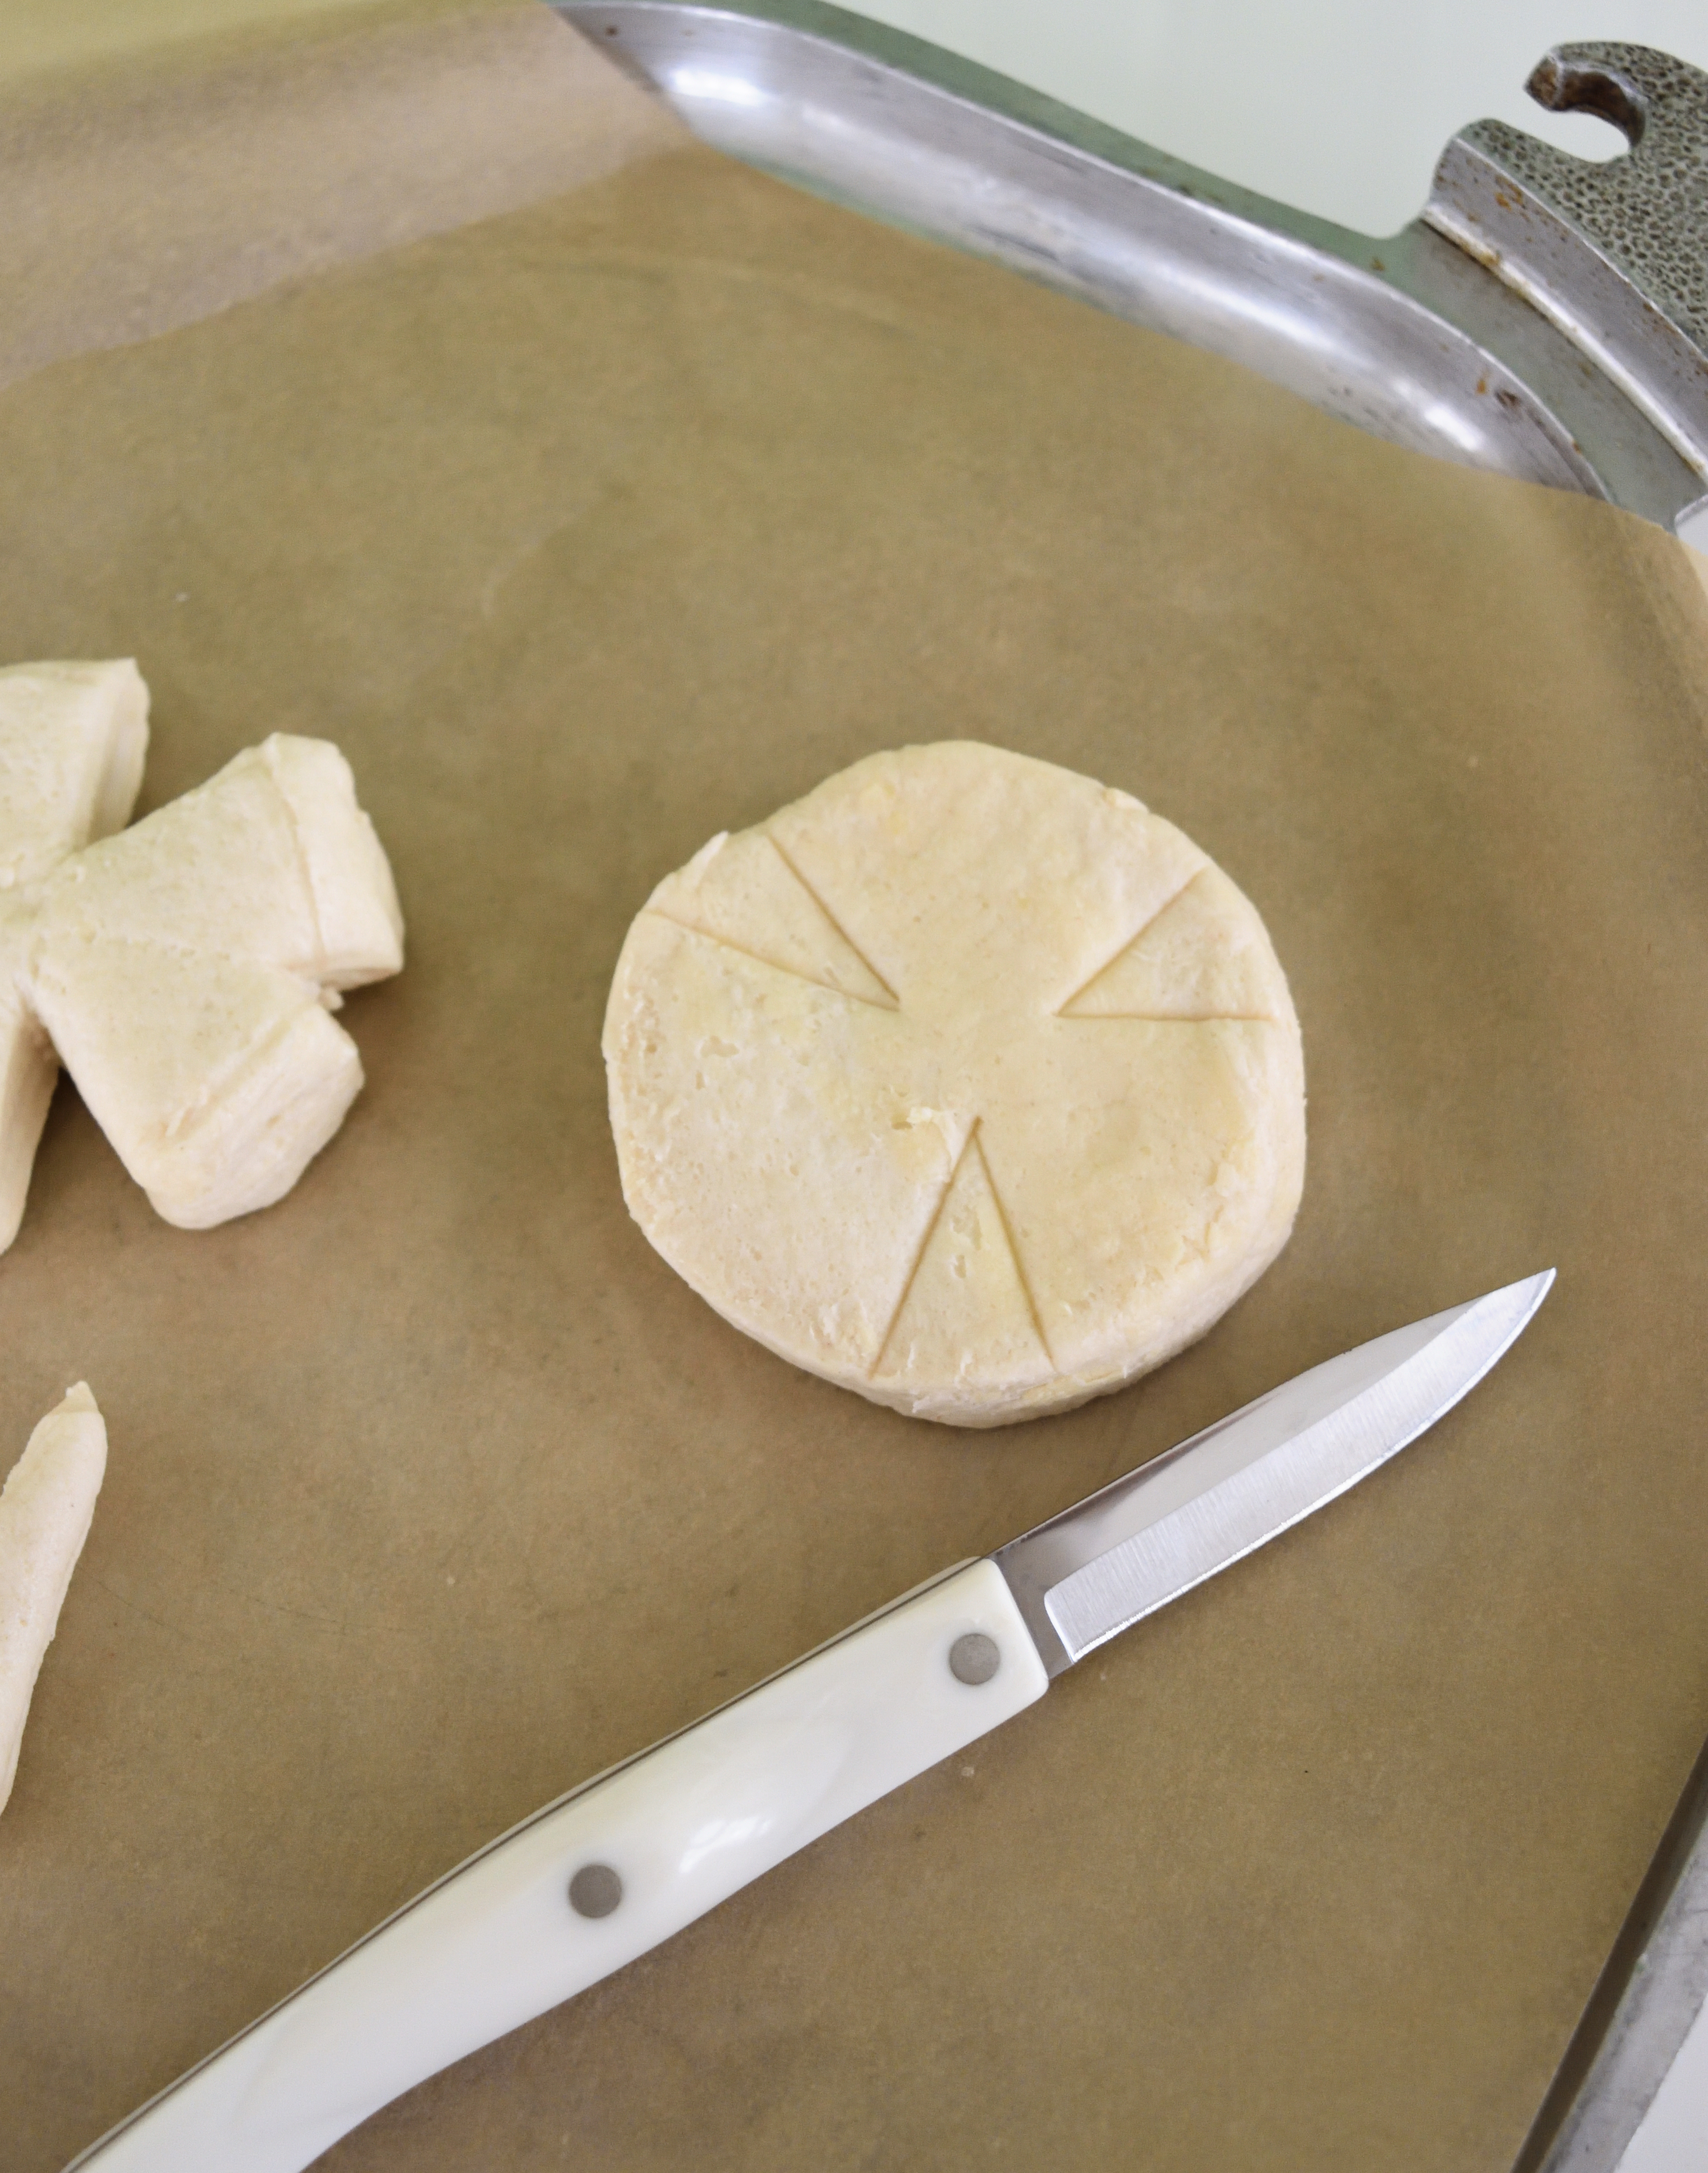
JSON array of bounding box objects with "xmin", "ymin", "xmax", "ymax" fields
[
  {"xmin": 0, "ymin": 1383, "xmax": 107, "ymax": 1815},
  {"xmin": 604, "ymin": 742, "xmax": 1306, "ymax": 1427}
]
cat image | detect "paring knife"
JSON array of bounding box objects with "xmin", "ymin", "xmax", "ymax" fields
[{"xmin": 67, "ymin": 1269, "xmax": 1554, "ymax": 2172}]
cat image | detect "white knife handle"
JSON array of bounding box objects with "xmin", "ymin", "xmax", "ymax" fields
[{"xmin": 69, "ymin": 1558, "xmax": 1048, "ymax": 2173}]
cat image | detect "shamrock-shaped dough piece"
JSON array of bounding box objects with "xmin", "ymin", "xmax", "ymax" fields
[
  {"xmin": 0, "ymin": 662, "xmax": 150, "ymax": 1249},
  {"xmin": 604, "ymin": 742, "xmax": 1305, "ymax": 1428},
  {"xmin": 0, "ymin": 1383, "xmax": 107, "ymax": 1815}
]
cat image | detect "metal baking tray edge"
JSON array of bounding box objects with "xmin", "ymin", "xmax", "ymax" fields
[{"xmin": 556, "ymin": 0, "xmax": 1708, "ymax": 542}]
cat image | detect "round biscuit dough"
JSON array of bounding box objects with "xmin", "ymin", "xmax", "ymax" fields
[{"xmin": 603, "ymin": 742, "xmax": 1305, "ymax": 1427}]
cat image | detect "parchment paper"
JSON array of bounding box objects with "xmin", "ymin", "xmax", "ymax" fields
[{"xmin": 3, "ymin": 10, "xmax": 1708, "ymax": 2170}]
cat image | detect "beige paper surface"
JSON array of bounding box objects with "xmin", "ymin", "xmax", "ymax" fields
[
  {"xmin": 0, "ymin": 0, "xmax": 685, "ymax": 394},
  {"xmin": 3, "ymin": 11, "xmax": 1708, "ymax": 2169}
]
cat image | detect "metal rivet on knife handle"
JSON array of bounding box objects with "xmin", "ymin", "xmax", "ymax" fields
[
  {"xmin": 568, "ymin": 1864, "xmax": 623, "ymax": 1919},
  {"xmin": 949, "ymin": 1631, "xmax": 1001, "ymax": 1685}
]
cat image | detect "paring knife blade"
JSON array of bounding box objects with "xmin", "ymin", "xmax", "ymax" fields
[{"xmin": 66, "ymin": 1270, "xmax": 1554, "ymax": 2173}]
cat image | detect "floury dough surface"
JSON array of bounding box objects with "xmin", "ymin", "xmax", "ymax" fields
[{"xmin": 604, "ymin": 743, "xmax": 1306, "ymax": 1425}]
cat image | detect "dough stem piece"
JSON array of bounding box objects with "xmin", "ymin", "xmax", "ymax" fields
[{"xmin": 0, "ymin": 1383, "xmax": 107, "ymax": 1814}]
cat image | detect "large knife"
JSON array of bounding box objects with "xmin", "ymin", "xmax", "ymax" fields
[{"xmin": 66, "ymin": 1270, "xmax": 1553, "ymax": 2171}]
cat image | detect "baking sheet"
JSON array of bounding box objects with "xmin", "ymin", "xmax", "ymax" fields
[{"xmin": 3, "ymin": 8, "xmax": 1708, "ymax": 2168}]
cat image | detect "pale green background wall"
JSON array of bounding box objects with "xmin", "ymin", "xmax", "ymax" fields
[{"xmin": 850, "ymin": 0, "xmax": 1708, "ymax": 232}]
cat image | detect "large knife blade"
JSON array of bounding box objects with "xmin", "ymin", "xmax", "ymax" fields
[{"xmin": 66, "ymin": 1270, "xmax": 1553, "ymax": 2172}]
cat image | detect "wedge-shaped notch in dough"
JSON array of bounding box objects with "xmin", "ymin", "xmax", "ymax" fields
[
  {"xmin": 0, "ymin": 662, "xmax": 151, "ymax": 1252},
  {"xmin": 643, "ymin": 827, "xmax": 896, "ymax": 1007},
  {"xmin": 1060, "ymin": 866, "xmax": 1282, "ymax": 1020},
  {"xmin": 872, "ymin": 1125, "xmax": 1054, "ymax": 1416},
  {"xmin": 0, "ymin": 1383, "xmax": 107, "ymax": 1815},
  {"xmin": 606, "ymin": 741, "xmax": 1306, "ymax": 1428},
  {"xmin": 30, "ymin": 734, "xmax": 404, "ymax": 1230}
]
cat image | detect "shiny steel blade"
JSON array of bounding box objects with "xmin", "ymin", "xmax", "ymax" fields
[{"xmin": 995, "ymin": 1272, "xmax": 1554, "ymax": 1674}]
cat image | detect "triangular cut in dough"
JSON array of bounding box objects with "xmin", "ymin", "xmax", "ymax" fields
[
  {"xmin": 873, "ymin": 1129, "xmax": 1053, "ymax": 1397},
  {"xmin": 1060, "ymin": 867, "xmax": 1280, "ymax": 1020},
  {"xmin": 643, "ymin": 829, "xmax": 895, "ymax": 1007}
]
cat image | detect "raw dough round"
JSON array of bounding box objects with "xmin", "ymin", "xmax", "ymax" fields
[{"xmin": 603, "ymin": 743, "xmax": 1304, "ymax": 1427}]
